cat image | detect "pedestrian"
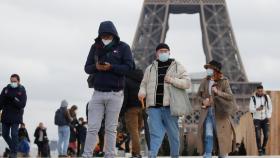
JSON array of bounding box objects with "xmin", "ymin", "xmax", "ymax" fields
[
  {"xmin": 196, "ymin": 60, "xmax": 236, "ymax": 158},
  {"xmin": 138, "ymin": 43, "xmax": 191, "ymax": 158},
  {"xmin": 34, "ymin": 122, "xmax": 49, "ymax": 157},
  {"xmin": 76, "ymin": 117, "xmax": 87, "ymax": 157},
  {"xmin": 54, "ymin": 100, "xmax": 73, "ymax": 157},
  {"xmin": 123, "ymin": 66, "xmax": 144, "ymax": 158},
  {"xmin": 0, "ymin": 74, "xmax": 27, "ymax": 158},
  {"xmin": 83, "ymin": 20, "xmax": 134, "ymax": 158},
  {"xmin": 18, "ymin": 123, "xmax": 30, "ymax": 143},
  {"xmin": 249, "ymin": 85, "xmax": 272, "ymax": 155},
  {"xmin": 68, "ymin": 105, "xmax": 78, "ymax": 156}
]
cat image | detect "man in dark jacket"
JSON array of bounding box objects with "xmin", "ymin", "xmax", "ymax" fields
[
  {"xmin": 83, "ymin": 20, "xmax": 134, "ymax": 158},
  {"xmin": 123, "ymin": 67, "xmax": 144, "ymax": 158},
  {"xmin": 0, "ymin": 74, "xmax": 27, "ymax": 158}
]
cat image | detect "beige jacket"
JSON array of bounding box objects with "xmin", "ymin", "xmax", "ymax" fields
[
  {"xmin": 196, "ymin": 78, "xmax": 236, "ymax": 155},
  {"xmin": 138, "ymin": 60, "xmax": 191, "ymax": 107}
]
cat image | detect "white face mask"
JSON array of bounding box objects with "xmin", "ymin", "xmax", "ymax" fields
[
  {"xmin": 102, "ymin": 39, "xmax": 112, "ymax": 46},
  {"xmin": 206, "ymin": 69, "xmax": 214, "ymax": 77},
  {"xmin": 10, "ymin": 82, "xmax": 18, "ymax": 88}
]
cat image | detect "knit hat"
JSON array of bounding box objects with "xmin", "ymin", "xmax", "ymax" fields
[
  {"xmin": 156, "ymin": 43, "xmax": 170, "ymax": 51},
  {"xmin": 61, "ymin": 100, "xmax": 68, "ymax": 108}
]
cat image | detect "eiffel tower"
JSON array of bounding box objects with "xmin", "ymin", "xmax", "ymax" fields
[{"xmin": 132, "ymin": 0, "xmax": 260, "ymax": 127}]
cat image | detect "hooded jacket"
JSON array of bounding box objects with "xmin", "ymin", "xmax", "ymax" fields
[
  {"xmin": 54, "ymin": 103, "xmax": 72, "ymax": 126},
  {"xmin": 0, "ymin": 84, "xmax": 27, "ymax": 124},
  {"xmin": 85, "ymin": 21, "xmax": 134, "ymax": 91}
]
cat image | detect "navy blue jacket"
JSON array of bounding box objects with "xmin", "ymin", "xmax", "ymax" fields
[
  {"xmin": 76, "ymin": 123, "xmax": 87, "ymax": 143},
  {"xmin": 85, "ymin": 21, "xmax": 134, "ymax": 91},
  {"xmin": 122, "ymin": 69, "xmax": 143, "ymax": 112},
  {"xmin": 0, "ymin": 84, "xmax": 27, "ymax": 124}
]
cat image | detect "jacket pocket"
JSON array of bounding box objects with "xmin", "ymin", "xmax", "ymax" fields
[{"xmin": 112, "ymin": 90, "xmax": 124, "ymax": 97}]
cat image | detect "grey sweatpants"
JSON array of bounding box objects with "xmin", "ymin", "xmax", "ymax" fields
[{"xmin": 83, "ymin": 90, "xmax": 124, "ymax": 158}]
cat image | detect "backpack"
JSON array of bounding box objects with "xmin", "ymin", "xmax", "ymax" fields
[
  {"xmin": 251, "ymin": 94, "xmax": 269, "ymax": 109},
  {"xmin": 54, "ymin": 108, "xmax": 67, "ymax": 126},
  {"xmin": 87, "ymin": 46, "xmax": 99, "ymax": 88}
]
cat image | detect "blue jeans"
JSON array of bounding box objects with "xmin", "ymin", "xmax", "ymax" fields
[
  {"xmin": 57, "ymin": 125, "xmax": 70, "ymax": 155},
  {"xmin": 147, "ymin": 107, "xmax": 179, "ymax": 158},
  {"xmin": 203, "ymin": 107, "xmax": 216, "ymax": 158},
  {"xmin": 2, "ymin": 123, "xmax": 19, "ymax": 154}
]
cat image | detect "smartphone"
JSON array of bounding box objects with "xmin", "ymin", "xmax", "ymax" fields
[{"xmin": 99, "ymin": 61, "xmax": 106, "ymax": 65}]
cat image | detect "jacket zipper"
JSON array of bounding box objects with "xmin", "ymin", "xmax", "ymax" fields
[{"xmin": 153, "ymin": 63, "xmax": 158, "ymax": 106}]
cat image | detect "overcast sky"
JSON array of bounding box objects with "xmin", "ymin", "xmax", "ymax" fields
[{"xmin": 0, "ymin": 0, "xmax": 279, "ymax": 140}]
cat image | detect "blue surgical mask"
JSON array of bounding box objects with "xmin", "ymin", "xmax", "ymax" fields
[
  {"xmin": 10, "ymin": 82, "xmax": 18, "ymax": 88},
  {"xmin": 206, "ymin": 69, "xmax": 214, "ymax": 77},
  {"xmin": 158, "ymin": 53, "xmax": 170, "ymax": 62}
]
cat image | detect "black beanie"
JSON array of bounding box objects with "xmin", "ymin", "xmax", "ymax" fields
[{"xmin": 156, "ymin": 43, "xmax": 170, "ymax": 51}]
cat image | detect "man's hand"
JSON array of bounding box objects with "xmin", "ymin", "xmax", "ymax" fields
[
  {"xmin": 138, "ymin": 94, "xmax": 145, "ymax": 102},
  {"xmin": 103, "ymin": 63, "xmax": 112, "ymax": 71},
  {"xmin": 138, "ymin": 95, "xmax": 145, "ymax": 109},
  {"xmin": 96, "ymin": 62, "xmax": 112, "ymax": 71},
  {"xmin": 268, "ymin": 118, "xmax": 271, "ymax": 124},
  {"xmin": 256, "ymin": 105, "xmax": 264, "ymax": 111},
  {"xmin": 212, "ymin": 86, "xmax": 218, "ymax": 94},
  {"xmin": 164, "ymin": 75, "xmax": 173, "ymax": 84},
  {"xmin": 202, "ymin": 98, "xmax": 211, "ymax": 108}
]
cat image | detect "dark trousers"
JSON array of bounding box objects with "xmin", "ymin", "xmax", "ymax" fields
[
  {"xmin": 2, "ymin": 123, "xmax": 19, "ymax": 154},
  {"xmin": 253, "ymin": 118, "xmax": 270, "ymax": 151},
  {"xmin": 77, "ymin": 140, "xmax": 85, "ymax": 156},
  {"xmin": 37, "ymin": 141, "xmax": 44, "ymax": 156}
]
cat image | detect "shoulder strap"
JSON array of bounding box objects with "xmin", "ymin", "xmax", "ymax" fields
[
  {"xmin": 264, "ymin": 94, "xmax": 269, "ymax": 109},
  {"xmin": 251, "ymin": 96, "xmax": 256, "ymax": 108}
]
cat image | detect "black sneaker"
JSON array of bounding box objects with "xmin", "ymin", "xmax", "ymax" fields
[
  {"xmin": 3, "ymin": 148, "xmax": 10, "ymax": 157},
  {"xmin": 130, "ymin": 155, "xmax": 142, "ymax": 158},
  {"xmin": 8, "ymin": 153, "xmax": 17, "ymax": 158},
  {"xmin": 258, "ymin": 149, "xmax": 263, "ymax": 156},
  {"xmin": 262, "ymin": 147, "xmax": 266, "ymax": 155}
]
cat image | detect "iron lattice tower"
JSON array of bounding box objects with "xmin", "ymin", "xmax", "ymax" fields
[
  {"xmin": 132, "ymin": 0, "xmax": 248, "ymax": 82},
  {"xmin": 132, "ymin": 0, "xmax": 260, "ymax": 128}
]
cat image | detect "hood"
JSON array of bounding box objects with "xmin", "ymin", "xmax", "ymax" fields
[
  {"xmin": 60, "ymin": 100, "xmax": 68, "ymax": 108},
  {"xmin": 96, "ymin": 21, "xmax": 120, "ymax": 42},
  {"xmin": 125, "ymin": 69, "xmax": 144, "ymax": 83}
]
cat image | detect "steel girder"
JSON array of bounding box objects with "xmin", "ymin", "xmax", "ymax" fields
[
  {"xmin": 132, "ymin": 0, "xmax": 247, "ymax": 82},
  {"xmin": 132, "ymin": 0, "xmax": 260, "ymax": 127}
]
